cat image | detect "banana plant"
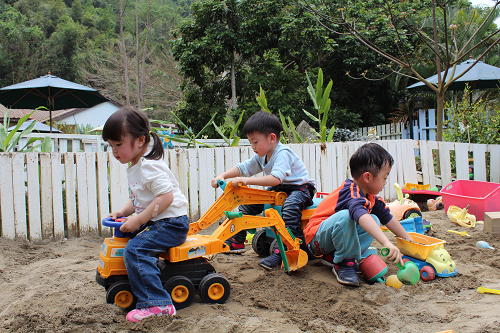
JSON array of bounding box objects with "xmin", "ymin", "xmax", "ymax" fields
[
  {"xmin": 212, "ymin": 110, "xmax": 245, "ymax": 146},
  {"xmin": 0, "ymin": 109, "xmax": 52, "ymax": 152},
  {"xmin": 256, "ymin": 86, "xmax": 303, "ymax": 143},
  {"xmin": 303, "ymin": 68, "xmax": 335, "ymax": 142},
  {"xmin": 151, "ymin": 112, "xmax": 216, "ymax": 149}
]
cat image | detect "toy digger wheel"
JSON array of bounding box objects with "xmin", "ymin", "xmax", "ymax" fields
[
  {"xmin": 252, "ymin": 229, "xmax": 272, "ymax": 257},
  {"xmin": 163, "ymin": 276, "xmax": 195, "ymax": 310},
  {"xmin": 198, "ymin": 273, "xmax": 230, "ymax": 304},
  {"xmin": 403, "ymin": 208, "xmax": 422, "ymax": 220},
  {"xmin": 420, "ymin": 266, "xmax": 436, "ymax": 282},
  {"xmin": 106, "ymin": 280, "xmax": 137, "ymax": 311}
]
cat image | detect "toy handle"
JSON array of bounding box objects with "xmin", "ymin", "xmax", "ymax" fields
[
  {"xmin": 217, "ymin": 179, "xmax": 227, "ymax": 190},
  {"xmin": 381, "ymin": 247, "xmax": 405, "ymax": 270}
]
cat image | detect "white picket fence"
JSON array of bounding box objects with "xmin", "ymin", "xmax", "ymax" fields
[{"xmin": 1, "ymin": 140, "xmax": 499, "ymax": 241}]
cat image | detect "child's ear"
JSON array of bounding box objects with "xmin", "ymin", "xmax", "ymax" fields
[
  {"xmin": 269, "ymin": 133, "xmax": 277, "ymax": 142},
  {"xmin": 137, "ymin": 135, "xmax": 146, "ymax": 147},
  {"xmin": 361, "ymin": 171, "xmax": 372, "ymax": 183}
]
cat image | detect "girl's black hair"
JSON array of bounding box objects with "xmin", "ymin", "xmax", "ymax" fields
[
  {"xmin": 102, "ymin": 106, "xmax": 164, "ymax": 160},
  {"xmin": 349, "ymin": 142, "xmax": 394, "ymax": 179}
]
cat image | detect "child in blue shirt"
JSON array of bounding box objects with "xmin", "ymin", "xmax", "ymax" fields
[{"xmin": 211, "ymin": 111, "xmax": 316, "ymax": 269}]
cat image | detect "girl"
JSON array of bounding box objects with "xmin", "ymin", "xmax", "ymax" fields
[{"xmin": 102, "ymin": 107, "xmax": 189, "ymax": 322}]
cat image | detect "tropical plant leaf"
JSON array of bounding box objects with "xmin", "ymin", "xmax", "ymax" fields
[
  {"xmin": 327, "ymin": 125, "xmax": 336, "ymax": 142},
  {"xmin": 302, "ymin": 109, "xmax": 319, "ymax": 123},
  {"xmin": 213, "ymin": 122, "xmax": 229, "ymax": 144},
  {"xmin": 194, "ymin": 113, "xmax": 217, "ymax": 139},
  {"xmin": 279, "ymin": 110, "xmax": 289, "ymax": 133},
  {"xmin": 288, "ymin": 117, "xmax": 303, "ymax": 143},
  {"xmin": 315, "ymin": 68, "xmax": 323, "ymax": 106},
  {"xmin": 257, "ymin": 86, "xmax": 271, "ymax": 112},
  {"xmin": 230, "ymin": 110, "xmax": 245, "ymax": 138},
  {"xmin": 230, "ymin": 136, "xmax": 240, "ymax": 147}
]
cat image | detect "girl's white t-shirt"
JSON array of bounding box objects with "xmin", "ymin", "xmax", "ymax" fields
[{"xmin": 127, "ymin": 157, "xmax": 188, "ymax": 220}]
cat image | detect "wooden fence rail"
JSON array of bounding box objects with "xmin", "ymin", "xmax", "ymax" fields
[{"xmin": 1, "ymin": 140, "xmax": 499, "ymax": 241}]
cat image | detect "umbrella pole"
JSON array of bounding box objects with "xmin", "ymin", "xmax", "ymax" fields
[{"xmin": 50, "ymin": 108, "xmax": 53, "ymax": 133}]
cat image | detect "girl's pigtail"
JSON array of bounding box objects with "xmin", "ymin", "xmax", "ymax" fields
[{"xmin": 144, "ymin": 131, "xmax": 165, "ymax": 160}]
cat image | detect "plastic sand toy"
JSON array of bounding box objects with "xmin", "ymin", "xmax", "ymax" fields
[{"xmin": 447, "ymin": 204, "xmax": 477, "ymax": 227}]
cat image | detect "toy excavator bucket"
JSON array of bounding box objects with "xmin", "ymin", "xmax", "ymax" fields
[{"xmin": 283, "ymin": 249, "xmax": 308, "ymax": 272}]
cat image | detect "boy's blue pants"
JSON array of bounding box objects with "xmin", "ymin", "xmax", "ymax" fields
[{"xmin": 307, "ymin": 210, "xmax": 380, "ymax": 264}]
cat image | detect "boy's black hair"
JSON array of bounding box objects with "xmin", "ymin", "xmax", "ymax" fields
[
  {"xmin": 349, "ymin": 143, "xmax": 394, "ymax": 179},
  {"xmin": 243, "ymin": 111, "xmax": 282, "ymax": 140},
  {"xmin": 102, "ymin": 106, "xmax": 164, "ymax": 160}
]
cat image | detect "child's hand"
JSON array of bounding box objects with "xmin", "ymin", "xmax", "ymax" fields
[
  {"xmin": 108, "ymin": 211, "xmax": 123, "ymax": 220},
  {"xmin": 231, "ymin": 177, "xmax": 248, "ymax": 188},
  {"xmin": 119, "ymin": 215, "xmax": 143, "ymax": 233},
  {"xmin": 382, "ymin": 243, "xmax": 404, "ymax": 266},
  {"xmin": 211, "ymin": 176, "xmax": 225, "ymax": 188}
]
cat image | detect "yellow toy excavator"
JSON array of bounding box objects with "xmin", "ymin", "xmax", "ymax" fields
[{"xmin": 96, "ymin": 180, "xmax": 309, "ymax": 311}]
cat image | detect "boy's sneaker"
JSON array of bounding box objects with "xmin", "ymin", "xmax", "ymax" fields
[
  {"xmin": 126, "ymin": 304, "xmax": 176, "ymax": 322},
  {"xmin": 321, "ymin": 253, "xmax": 360, "ymax": 273},
  {"xmin": 259, "ymin": 248, "xmax": 282, "ymax": 270},
  {"xmin": 332, "ymin": 258, "xmax": 361, "ymax": 287},
  {"xmin": 223, "ymin": 237, "xmax": 246, "ymax": 254}
]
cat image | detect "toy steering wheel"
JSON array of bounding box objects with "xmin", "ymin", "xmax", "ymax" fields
[{"xmin": 102, "ymin": 216, "xmax": 130, "ymax": 238}]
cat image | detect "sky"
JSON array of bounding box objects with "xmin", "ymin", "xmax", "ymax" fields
[{"xmin": 469, "ymin": 0, "xmax": 500, "ymax": 24}]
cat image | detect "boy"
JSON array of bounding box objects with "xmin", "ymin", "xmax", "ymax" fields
[
  {"xmin": 304, "ymin": 143, "xmax": 412, "ymax": 287},
  {"xmin": 211, "ymin": 111, "xmax": 316, "ymax": 270}
]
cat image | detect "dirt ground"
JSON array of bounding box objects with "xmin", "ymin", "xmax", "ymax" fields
[{"xmin": 1, "ymin": 209, "xmax": 500, "ymax": 333}]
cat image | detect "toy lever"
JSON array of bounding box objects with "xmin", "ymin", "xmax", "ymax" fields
[
  {"xmin": 217, "ymin": 180, "xmax": 227, "ymax": 190},
  {"xmin": 478, "ymin": 287, "xmax": 500, "ymax": 295},
  {"xmin": 224, "ymin": 211, "xmax": 243, "ymax": 219}
]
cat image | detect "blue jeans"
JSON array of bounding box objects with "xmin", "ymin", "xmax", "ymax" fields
[
  {"xmin": 308, "ymin": 210, "xmax": 380, "ymax": 263},
  {"xmin": 232, "ymin": 183, "xmax": 315, "ymax": 243},
  {"xmin": 123, "ymin": 215, "xmax": 189, "ymax": 309}
]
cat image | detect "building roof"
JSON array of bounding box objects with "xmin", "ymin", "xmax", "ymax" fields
[{"xmin": 1, "ymin": 94, "xmax": 123, "ymax": 123}]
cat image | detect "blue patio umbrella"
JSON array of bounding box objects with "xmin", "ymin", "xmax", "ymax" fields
[{"xmin": 0, "ymin": 73, "xmax": 108, "ymax": 132}]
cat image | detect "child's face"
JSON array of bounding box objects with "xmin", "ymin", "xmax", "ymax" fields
[
  {"xmin": 247, "ymin": 132, "xmax": 277, "ymax": 158},
  {"xmin": 366, "ymin": 162, "xmax": 391, "ymax": 195},
  {"xmin": 107, "ymin": 134, "xmax": 146, "ymax": 165}
]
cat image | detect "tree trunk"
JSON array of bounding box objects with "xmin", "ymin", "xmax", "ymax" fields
[
  {"xmin": 436, "ymin": 91, "xmax": 444, "ymax": 141},
  {"xmin": 140, "ymin": 1, "xmax": 152, "ymax": 111},
  {"xmin": 136, "ymin": 0, "xmax": 141, "ymax": 110},
  {"xmin": 230, "ymin": 53, "xmax": 237, "ymax": 109},
  {"xmin": 119, "ymin": 0, "xmax": 130, "ymax": 106}
]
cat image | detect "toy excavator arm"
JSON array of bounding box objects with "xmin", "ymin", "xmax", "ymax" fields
[
  {"xmin": 188, "ymin": 181, "xmax": 287, "ymax": 235},
  {"xmin": 211, "ymin": 208, "xmax": 307, "ymax": 272}
]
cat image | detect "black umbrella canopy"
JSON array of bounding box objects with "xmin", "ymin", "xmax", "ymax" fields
[
  {"xmin": 407, "ymin": 59, "xmax": 500, "ymax": 91},
  {"xmin": 0, "ymin": 73, "xmax": 108, "ymax": 132}
]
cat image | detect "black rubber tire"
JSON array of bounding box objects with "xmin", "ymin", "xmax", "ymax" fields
[
  {"xmin": 163, "ymin": 275, "xmax": 195, "ymax": 310},
  {"xmin": 106, "ymin": 280, "xmax": 137, "ymax": 311},
  {"xmin": 269, "ymin": 238, "xmax": 278, "ymax": 256},
  {"xmin": 198, "ymin": 273, "xmax": 231, "ymax": 304},
  {"xmin": 403, "ymin": 208, "xmax": 422, "ymax": 220},
  {"xmin": 252, "ymin": 229, "xmax": 271, "ymax": 257}
]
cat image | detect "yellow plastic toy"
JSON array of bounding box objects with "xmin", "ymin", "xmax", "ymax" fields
[
  {"xmin": 478, "ymin": 287, "xmax": 500, "ymax": 295},
  {"xmin": 96, "ymin": 180, "xmax": 309, "ymax": 311},
  {"xmin": 386, "ymin": 183, "xmax": 422, "ymax": 221},
  {"xmin": 446, "ymin": 230, "xmax": 469, "ymax": 237},
  {"xmin": 385, "ymin": 274, "xmax": 403, "ymax": 289},
  {"xmin": 447, "ymin": 204, "xmax": 477, "ymax": 227}
]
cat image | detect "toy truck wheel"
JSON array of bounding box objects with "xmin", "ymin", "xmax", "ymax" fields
[
  {"xmin": 106, "ymin": 280, "xmax": 137, "ymax": 311},
  {"xmin": 163, "ymin": 276, "xmax": 195, "ymax": 310},
  {"xmin": 252, "ymin": 229, "xmax": 271, "ymax": 257},
  {"xmin": 269, "ymin": 239, "xmax": 278, "ymax": 256},
  {"xmin": 420, "ymin": 266, "xmax": 436, "ymax": 282},
  {"xmin": 403, "ymin": 208, "xmax": 422, "ymax": 220},
  {"xmin": 198, "ymin": 273, "xmax": 230, "ymax": 304}
]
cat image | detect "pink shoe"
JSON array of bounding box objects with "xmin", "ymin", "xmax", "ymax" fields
[{"xmin": 126, "ymin": 304, "xmax": 176, "ymax": 322}]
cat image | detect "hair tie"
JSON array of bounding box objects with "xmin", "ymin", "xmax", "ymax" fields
[{"xmin": 149, "ymin": 131, "xmax": 152, "ymax": 135}]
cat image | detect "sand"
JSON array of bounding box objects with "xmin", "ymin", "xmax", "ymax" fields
[{"xmin": 1, "ymin": 209, "xmax": 500, "ymax": 333}]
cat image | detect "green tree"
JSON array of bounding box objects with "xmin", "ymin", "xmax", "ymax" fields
[{"xmin": 304, "ymin": 0, "xmax": 500, "ymax": 141}]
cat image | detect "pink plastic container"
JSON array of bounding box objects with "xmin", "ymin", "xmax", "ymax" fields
[{"xmin": 440, "ymin": 180, "xmax": 500, "ymax": 220}]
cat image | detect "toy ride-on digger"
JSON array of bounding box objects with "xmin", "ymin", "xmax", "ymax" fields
[{"xmin": 96, "ymin": 180, "xmax": 309, "ymax": 311}]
